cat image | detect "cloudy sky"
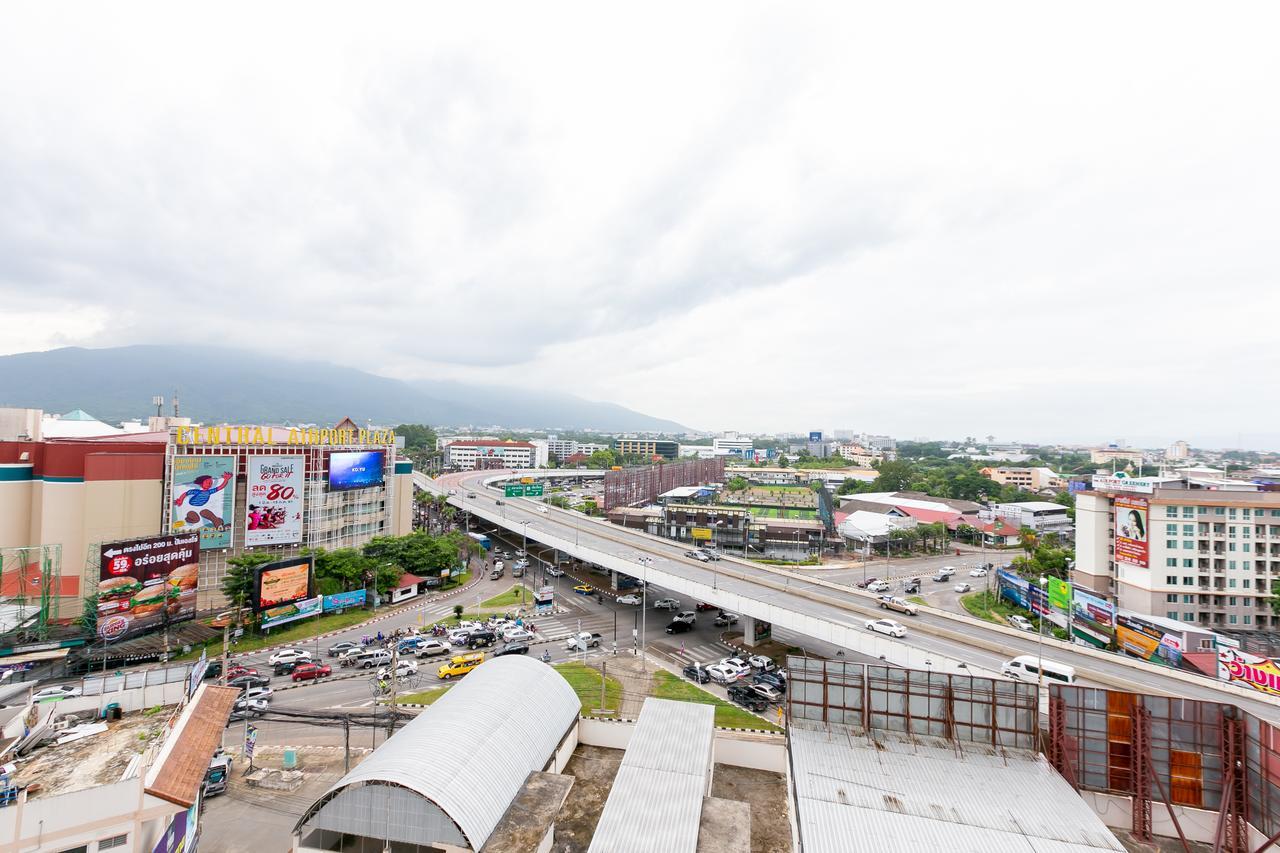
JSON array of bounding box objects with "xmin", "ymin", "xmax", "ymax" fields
[{"xmin": 3, "ymin": 3, "xmax": 1278, "ymax": 447}]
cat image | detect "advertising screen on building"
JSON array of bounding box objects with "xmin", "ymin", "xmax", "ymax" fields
[
  {"xmin": 245, "ymin": 455, "xmax": 304, "ymax": 546},
  {"xmin": 170, "ymin": 455, "xmax": 236, "ymax": 550},
  {"xmin": 97, "ymin": 533, "xmax": 200, "ymax": 641},
  {"xmin": 261, "ymin": 595, "xmax": 322, "ymax": 629},
  {"xmin": 1218, "ymin": 645, "xmax": 1280, "ymax": 697},
  {"xmin": 808, "ymin": 431, "xmax": 823, "ymax": 443},
  {"xmin": 328, "ymin": 450, "xmax": 385, "ymax": 491},
  {"xmin": 252, "ymin": 556, "xmax": 313, "ymax": 611},
  {"xmin": 1070, "ymin": 588, "xmax": 1116, "ymax": 649},
  {"xmin": 1114, "ymin": 496, "xmax": 1149, "ymax": 568}
]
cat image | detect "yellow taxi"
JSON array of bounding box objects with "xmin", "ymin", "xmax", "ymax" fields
[
  {"xmin": 572, "ymin": 583, "xmax": 594, "ymax": 596},
  {"xmin": 437, "ymin": 652, "xmax": 485, "ymax": 680}
]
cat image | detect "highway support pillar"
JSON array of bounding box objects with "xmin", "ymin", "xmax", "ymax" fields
[{"xmin": 739, "ymin": 615, "xmax": 759, "ymax": 648}]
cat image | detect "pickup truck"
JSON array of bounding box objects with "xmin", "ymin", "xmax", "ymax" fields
[
  {"xmin": 878, "ymin": 595, "xmax": 919, "ymax": 616},
  {"xmin": 565, "ymin": 631, "xmax": 603, "ymax": 652}
]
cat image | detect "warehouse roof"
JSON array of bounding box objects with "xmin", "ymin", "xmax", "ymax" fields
[
  {"xmin": 295, "ymin": 656, "xmax": 580, "ymax": 850},
  {"xmin": 588, "ymin": 698, "xmax": 715, "ymax": 853},
  {"xmin": 789, "ymin": 719, "xmax": 1123, "ymax": 853}
]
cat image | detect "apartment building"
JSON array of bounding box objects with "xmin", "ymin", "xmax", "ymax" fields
[
  {"xmin": 1090, "ymin": 447, "xmax": 1145, "ymax": 465},
  {"xmin": 545, "ymin": 437, "xmax": 608, "ymax": 461},
  {"xmin": 1073, "ymin": 475, "xmax": 1280, "ymax": 631},
  {"xmin": 712, "ymin": 432, "xmax": 754, "ymax": 458},
  {"xmin": 444, "ymin": 439, "xmax": 545, "ymax": 470}
]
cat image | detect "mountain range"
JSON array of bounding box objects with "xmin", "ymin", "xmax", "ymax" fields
[{"xmin": 0, "ymin": 346, "xmax": 688, "ymax": 433}]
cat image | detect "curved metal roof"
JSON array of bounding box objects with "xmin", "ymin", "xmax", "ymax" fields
[{"xmin": 296, "ymin": 655, "xmax": 580, "ymax": 849}]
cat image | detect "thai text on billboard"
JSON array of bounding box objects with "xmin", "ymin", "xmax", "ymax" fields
[
  {"xmin": 170, "ymin": 455, "xmax": 236, "ymax": 550},
  {"xmin": 252, "ymin": 556, "xmax": 313, "ymax": 611},
  {"xmin": 261, "ymin": 595, "xmax": 322, "ymax": 629},
  {"xmin": 1114, "ymin": 495, "xmax": 1149, "ymax": 568},
  {"xmin": 245, "ymin": 455, "xmax": 304, "ymax": 546},
  {"xmin": 1070, "ymin": 587, "xmax": 1116, "ymax": 649},
  {"xmin": 1116, "ymin": 612, "xmax": 1182, "ymax": 666},
  {"xmin": 97, "ymin": 533, "xmax": 200, "ymax": 642},
  {"xmin": 1218, "ymin": 645, "xmax": 1280, "ymax": 697}
]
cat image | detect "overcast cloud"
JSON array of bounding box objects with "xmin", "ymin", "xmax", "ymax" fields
[{"xmin": 2, "ymin": 2, "xmax": 1278, "ymax": 447}]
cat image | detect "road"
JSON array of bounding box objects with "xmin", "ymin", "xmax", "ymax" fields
[{"xmin": 425, "ymin": 469, "xmax": 1280, "ymax": 721}]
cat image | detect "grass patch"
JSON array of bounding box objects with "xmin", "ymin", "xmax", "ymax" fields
[
  {"xmin": 907, "ymin": 596, "xmax": 926, "ymax": 606},
  {"xmin": 553, "ymin": 662, "xmax": 622, "ymax": 716},
  {"xmin": 480, "ymin": 585, "xmax": 531, "ymax": 609},
  {"xmin": 651, "ymin": 671, "xmax": 782, "ymax": 732},
  {"xmin": 753, "ymin": 557, "xmax": 822, "ymax": 566},
  {"xmin": 398, "ymin": 686, "xmax": 451, "ymax": 705},
  {"xmin": 961, "ymin": 591, "xmax": 1068, "ymax": 640}
]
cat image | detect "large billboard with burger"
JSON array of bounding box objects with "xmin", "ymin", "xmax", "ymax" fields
[
  {"xmin": 251, "ymin": 556, "xmax": 314, "ymax": 612},
  {"xmin": 98, "ymin": 533, "xmax": 201, "ymax": 641}
]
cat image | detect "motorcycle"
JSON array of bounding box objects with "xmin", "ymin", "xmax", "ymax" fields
[{"xmin": 541, "ymin": 650, "xmax": 552, "ymax": 663}]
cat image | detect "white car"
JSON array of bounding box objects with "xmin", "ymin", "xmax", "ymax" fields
[
  {"xmin": 32, "ymin": 684, "xmax": 81, "ymax": 702},
  {"xmin": 867, "ymin": 580, "xmax": 891, "ymax": 593},
  {"xmin": 377, "ymin": 660, "xmax": 419, "ymax": 679},
  {"xmin": 706, "ymin": 664, "xmax": 745, "ymax": 685},
  {"xmin": 1007, "ymin": 615, "xmax": 1035, "ymax": 632},
  {"xmin": 747, "ymin": 655, "xmax": 775, "ymax": 671},
  {"xmin": 269, "ymin": 649, "xmax": 312, "ymax": 666},
  {"xmin": 415, "ymin": 639, "xmax": 451, "ymax": 657},
  {"xmin": 747, "ymin": 683, "xmax": 783, "ymax": 703},
  {"xmin": 653, "ymin": 598, "xmax": 680, "ymax": 610},
  {"xmin": 718, "ymin": 657, "xmax": 751, "ymax": 676},
  {"xmin": 865, "ymin": 618, "xmax": 907, "ymax": 638},
  {"xmin": 241, "ymin": 686, "xmax": 273, "ymax": 703},
  {"xmin": 954, "ymin": 583, "xmax": 973, "ymax": 593},
  {"xmin": 616, "ymin": 594, "xmax": 641, "ymax": 606},
  {"xmin": 546, "ymin": 567, "xmax": 564, "ymax": 577},
  {"xmin": 537, "ymin": 505, "xmax": 549, "ymax": 513},
  {"xmin": 938, "ymin": 566, "xmax": 956, "ymax": 577},
  {"xmin": 969, "ymin": 567, "xmax": 988, "ymax": 578},
  {"xmin": 233, "ymin": 697, "xmax": 269, "ymax": 713},
  {"xmin": 673, "ymin": 611, "xmax": 697, "ymax": 624},
  {"xmin": 502, "ymin": 627, "xmax": 534, "ymax": 642},
  {"xmin": 448, "ymin": 630, "xmax": 473, "ymax": 646},
  {"xmin": 713, "ymin": 611, "xmax": 740, "ymax": 627}
]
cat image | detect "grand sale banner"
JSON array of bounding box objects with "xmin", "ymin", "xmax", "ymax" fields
[{"xmin": 245, "ymin": 455, "xmax": 304, "ymax": 546}]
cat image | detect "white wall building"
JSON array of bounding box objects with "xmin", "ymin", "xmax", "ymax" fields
[
  {"xmin": 712, "ymin": 432, "xmax": 754, "ymax": 459},
  {"xmin": 445, "ymin": 439, "xmax": 541, "ymax": 470},
  {"xmin": 987, "ymin": 501, "xmax": 1073, "ymax": 536},
  {"xmin": 1166, "ymin": 440, "xmax": 1191, "ymax": 460}
]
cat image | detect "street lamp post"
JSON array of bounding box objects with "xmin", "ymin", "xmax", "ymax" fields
[
  {"xmin": 637, "ymin": 556, "xmax": 652, "ymax": 671},
  {"xmin": 1037, "ymin": 574, "xmax": 1048, "ymax": 691}
]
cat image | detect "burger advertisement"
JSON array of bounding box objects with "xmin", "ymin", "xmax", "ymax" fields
[{"xmin": 97, "ymin": 534, "xmax": 201, "ymax": 641}]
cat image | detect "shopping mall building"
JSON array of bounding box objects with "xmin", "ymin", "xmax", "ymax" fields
[
  {"xmin": 1073, "ymin": 473, "xmax": 1280, "ymax": 632},
  {"xmin": 0, "ymin": 422, "xmax": 414, "ymax": 617}
]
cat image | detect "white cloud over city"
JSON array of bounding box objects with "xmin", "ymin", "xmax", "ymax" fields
[{"xmin": 2, "ymin": 2, "xmax": 1278, "ymax": 446}]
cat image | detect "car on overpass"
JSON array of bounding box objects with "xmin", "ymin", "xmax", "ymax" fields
[
  {"xmin": 878, "ymin": 596, "xmax": 918, "ymax": 616},
  {"xmin": 865, "ymin": 618, "xmax": 907, "ymax": 638},
  {"xmin": 683, "ymin": 550, "xmax": 710, "ymax": 562}
]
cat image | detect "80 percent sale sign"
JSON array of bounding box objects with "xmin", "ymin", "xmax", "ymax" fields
[{"xmin": 244, "ymin": 456, "xmax": 304, "ymax": 546}]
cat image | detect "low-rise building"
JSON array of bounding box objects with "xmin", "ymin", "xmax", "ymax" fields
[
  {"xmin": 980, "ymin": 466, "xmax": 1065, "ymax": 494},
  {"xmin": 1090, "ymin": 447, "xmax": 1145, "ymax": 465},
  {"xmin": 711, "ymin": 432, "xmax": 753, "ymax": 459},
  {"xmin": 988, "ymin": 501, "xmax": 1073, "ymax": 536},
  {"xmin": 614, "ymin": 439, "xmax": 678, "ymax": 460},
  {"xmin": 445, "ymin": 439, "xmax": 545, "ymax": 470}
]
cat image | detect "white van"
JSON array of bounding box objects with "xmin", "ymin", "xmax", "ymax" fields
[{"xmin": 1002, "ymin": 655, "xmax": 1075, "ymax": 685}]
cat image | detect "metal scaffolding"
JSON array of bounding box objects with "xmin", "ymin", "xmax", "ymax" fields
[
  {"xmin": 602, "ymin": 458, "xmax": 726, "ymax": 510},
  {"xmin": 0, "ymin": 544, "xmax": 63, "ymax": 643}
]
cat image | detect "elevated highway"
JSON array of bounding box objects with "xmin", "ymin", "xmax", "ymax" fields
[{"xmin": 414, "ymin": 469, "xmax": 1280, "ymax": 719}]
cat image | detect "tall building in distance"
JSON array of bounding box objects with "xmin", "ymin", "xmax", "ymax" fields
[
  {"xmin": 614, "ymin": 438, "xmax": 678, "ymax": 460},
  {"xmin": 1166, "ymin": 440, "xmax": 1191, "ymax": 460}
]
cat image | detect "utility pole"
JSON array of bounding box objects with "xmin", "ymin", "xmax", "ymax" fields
[{"xmin": 388, "ymin": 643, "xmax": 399, "ymax": 738}]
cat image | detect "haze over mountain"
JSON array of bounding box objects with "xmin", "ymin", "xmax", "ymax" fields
[{"xmin": 0, "ymin": 346, "xmax": 687, "ymax": 433}]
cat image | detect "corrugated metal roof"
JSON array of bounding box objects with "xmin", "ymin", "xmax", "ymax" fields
[
  {"xmin": 789, "ymin": 720, "xmax": 1124, "ymax": 853},
  {"xmin": 145, "ymin": 684, "xmax": 240, "ymax": 807},
  {"xmin": 588, "ymin": 698, "xmax": 715, "ymax": 853},
  {"xmin": 296, "ymin": 656, "xmax": 579, "ymax": 850}
]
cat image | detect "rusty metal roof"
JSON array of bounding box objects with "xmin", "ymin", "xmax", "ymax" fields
[{"xmin": 145, "ymin": 684, "xmax": 239, "ymax": 807}]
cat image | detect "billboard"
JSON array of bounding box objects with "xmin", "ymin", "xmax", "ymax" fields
[
  {"xmin": 328, "ymin": 450, "xmax": 385, "ymax": 491},
  {"xmin": 322, "ymin": 589, "xmax": 367, "ymax": 612},
  {"xmin": 261, "ymin": 595, "xmax": 322, "ymax": 629},
  {"xmin": 97, "ymin": 533, "xmax": 200, "ymax": 642},
  {"xmin": 808, "ymin": 431, "xmax": 823, "ymax": 443},
  {"xmin": 1114, "ymin": 495, "xmax": 1149, "ymax": 568},
  {"xmin": 691, "ymin": 527, "xmax": 713, "ymax": 541},
  {"xmin": 1218, "ymin": 645, "xmax": 1280, "ymax": 697},
  {"xmin": 1092, "ymin": 474, "xmax": 1157, "ymax": 494},
  {"xmin": 245, "ymin": 456, "xmax": 304, "ymax": 546},
  {"xmin": 152, "ymin": 803, "xmax": 199, "ymax": 853},
  {"xmin": 1070, "ymin": 587, "xmax": 1116, "ymax": 649},
  {"xmin": 1116, "ymin": 612, "xmax": 1182, "ymax": 666},
  {"xmin": 252, "ymin": 556, "xmax": 313, "ymax": 611},
  {"xmin": 170, "ymin": 455, "xmax": 236, "ymax": 550},
  {"xmin": 1047, "ymin": 577, "xmax": 1072, "ymax": 611}
]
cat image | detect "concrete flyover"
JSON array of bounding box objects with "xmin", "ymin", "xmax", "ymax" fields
[{"xmin": 414, "ymin": 469, "xmax": 1280, "ymax": 720}]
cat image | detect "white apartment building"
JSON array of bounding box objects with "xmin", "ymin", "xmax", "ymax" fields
[
  {"xmin": 445, "ymin": 439, "xmax": 544, "ymax": 470},
  {"xmin": 712, "ymin": 432, "xmax": 754, "ymax": 458},
  {"xmin": 835, "ymin": 444, "xmax": 885, "ymax": 466},
  {"xmin": 1090, "ymin": 447, "xmax": 1145, "ymax": 465},
  {"xmin": 981, "ymin": 466, "xmax": 1065, "ymax": 493},
  {"xmin": 1073, "ymin": 475, "xmax": 1280, "ymax": 632},
  {"xmin": 1166, "ymin": 440, "xmax": 1191, "ymax": 460}
]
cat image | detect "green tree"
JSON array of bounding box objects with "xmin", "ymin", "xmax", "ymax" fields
[
  {"xmin": 1018, "ymin": 527, "xmax": 1039, "ymax": 559},
  {"xmin": 726, "ymin": 476, "xmax": 749, "ymax": 492},
  {"xmin": 222, "ymin": 552, "xmax": 273, "ymax": 612},
  {"xmin": 311, "ymin": 547, "xmax": 372, "ymax": 596},
  {"xmin": 395, "ymin": 423, "xmax": 438, "ymax": 452},
  {"xmin": 872, "ymin": 460, "xmax": 916, "ymax": 492},
  {"xmin": 586, "ymin": 448, "xmax": 618, "ymax": 469}
]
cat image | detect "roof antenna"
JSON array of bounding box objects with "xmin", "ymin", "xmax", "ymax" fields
[{"xmin": 173, "ymin": 390, "xmax": 180, "ymax": 418}]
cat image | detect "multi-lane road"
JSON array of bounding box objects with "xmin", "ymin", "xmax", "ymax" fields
[{"xmin": 425, "ymin": 469, "xmax": 1280, "ymax": 721}]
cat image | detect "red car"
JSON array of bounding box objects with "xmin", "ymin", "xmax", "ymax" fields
[
  {"xmin": 227, "ymin": 666, "xmax": 257, "ymax": 679},
  {"xmin": 695, "ymin": 602, "xmax": 718, "ymax": 612},
  {"xmin": 291, "ymin": 663, "xmax": 331, "ymax": 682}
]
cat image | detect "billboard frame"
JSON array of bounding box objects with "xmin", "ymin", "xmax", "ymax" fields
[{"xmin": 251, "ymin": 556, "xmax": 314, "ymax": 613}]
